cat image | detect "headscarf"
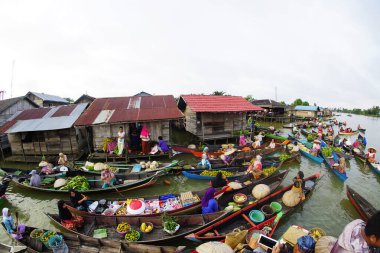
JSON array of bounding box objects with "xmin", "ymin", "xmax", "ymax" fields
[
  {"xmin": 140, "ymin": 125, "xmax": 150, "ymax": 138},
  {"xmin": 69, "ymin": 189, "xmax": 82, "ymax": 207},
  {"xmin": 201, "ymin": 188, "xmax": 216, "ymax": 207},
  {"xmin": 239, "ymin": 135, "xmax": 246, "ymax": 146},
  {"xmin": 256, "ymin": 155, "xmax": 262, "ymax": 161},
  {"xmin": 29, "ymin": 170, "xmax": 41, "ymax": 186},
  {"xmin": 2, "ymin": 208, "xmax": 13, "ymax": 223},
  {"xmin": 211, "ymin": 172, "xmax": 227, "ymax": 188},
  {"xmin": 297, "ymin": 235, "xmax": 316, "ymax": 253},
  {"xmin": 57, "ymin": 200, "xmax": 72, "ymax": 220},
  {"xmin": 203, "ymin": 147, "xmax": 209, "ymax": 152}
]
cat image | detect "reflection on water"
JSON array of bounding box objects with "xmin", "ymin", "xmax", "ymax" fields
[{"xmin": 1, "ymin": 113, "xmax": 379, "ymax": 247}]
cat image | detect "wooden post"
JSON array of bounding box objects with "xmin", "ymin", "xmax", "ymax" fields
[
  {"xmin": 21, "ymin": 137, "xmax": 26, "ymax": 162},
  {"xmin": 68, "ymin": 129, "xmax": 74, "ymax": 161},
  {"xmin": 201, "ymin": 113, "xmax": 205, "ymax": 141},
  {"xmin": 38, "ymin": 133, "xmax": 42, "ymax": 157},
  {"xmin": 0, "ymin": 140, "xmax": 4, "ymax": 162}
]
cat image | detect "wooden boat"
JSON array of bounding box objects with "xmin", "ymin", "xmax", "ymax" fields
[
  {"xmin": 66, "ymin": 171, "xmax": 289, "ymax": 219},
  {"xmin": 171, "ymin": 145, "xmax": 223, "ymax": 158},
  {"xmin": 186, "ymin": 172, "xmax": 320, "ymax": 242},
  {"xmin": 75, "ymin": 161, "xmax": 178, "ymax": 176},
  {"xmin": 1, "ymin": 223, "xmax": 182, "ymax": 253},
  {"xmin": 320, "ymin": 153, "xmax": 348, "ymax": 182},
  {"xmin": 182, "ymin": 167, "xmax": 249, "ymax": 180},
  {"xmin": 11, "ymin": 170, "xmax": 164, "ymax": 194},
  {"xmin": 342, "ymin": 145, "xmax": 366, "ymax": 162},
  {"xmin": 0, "ymin": 174, "xmax": 11, "ymax": 208},
  {"xmin": 0, "ymin": 167, "xmax": 67, "ymax": 178},
  {"xmin": 338, "ymin": 130, "xmax": 359, "ymax": 136},
  {"xmin": 366, "ymin": 160, "xmax": 380, "ymax": 176},
  {"xmin": 299, "ymin": 148, "xmax": 323, "ymax": 164},
  {"xmin": 346, "ymin": 186, "xmax": 377, "ymax": 222},
  {"xmin": 264, "ymin": 134, "xmax": 288, "ymax": 141},
  {"xmin": 0, "ymin": 243, "xmax": 26, "ymax": 253},
  {"xmin": 46, "ymin": 210, "xmax": 230, "ymax": 244}
]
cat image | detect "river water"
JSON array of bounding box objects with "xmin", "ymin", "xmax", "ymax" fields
[{"xmin": 0, "ymin": 113, "xmax": 379, "ymax": 247}]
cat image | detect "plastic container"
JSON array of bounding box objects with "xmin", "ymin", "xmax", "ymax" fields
[
  {"xmin": 270, "ymin": 202, "xmax": 282, "ymax": 213},
  {"xmin": 233, "ymin": 193, "xmax": 247, "ymax": 204},
  {"xmin": 249, "ymin": 210, "xmax": 265, "ymax": 224},
  {"xmin": 124, "ymin": 230, "xmax": 140, "ymax": 242},
  {"xmin": 261, "ymin": 205, "xmax": 274, "ymax": 218}
]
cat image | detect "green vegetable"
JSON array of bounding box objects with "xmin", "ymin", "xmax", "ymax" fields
[
  {"xmin": 41, "ymin": 177, "xmax": 55, "ymax": 186},
  {"xmin": 307, "ymin": 134, "xmax": 314, "ymax": 142},
  {"xmin": 60, "ymin": 176, "xmax": 90, "ymax": 191},
  {"xmin": 200, "ymin": 170, "xmax": 233, "ymax": 177},
  {"xmin": 322, "ymin": 147, "xmax": 333, "ymax": 157},
  {"xmin": 162, "ymin": 212, "xmax": 179, "ymax": 232},
  {"xmin": 332, "ymin": 147, "xmax": 343, "ymax": 153},
  {"xmin": 124, "ymin": 229, "xmax": 139, "ymax": 241},
  {"xmin": 279, "ymin": 154, "xmax": 291, "ymax": 161}
]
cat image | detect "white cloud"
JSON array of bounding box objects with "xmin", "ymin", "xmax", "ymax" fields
[{"xmin": 0, "ymin": 0, "xmax": 378, "ymax": 108}]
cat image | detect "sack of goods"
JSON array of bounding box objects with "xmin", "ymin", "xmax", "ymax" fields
[
  {"xmin": 282, "ymin": 190, "xmax": 301, "ymax": 207},
  {"xmin": 54, "ymin": 178, "xmax": 67, "ymax": 189},
  {"xmin": 252, "ymin": 184, "xmax": 270, "ymax": 200},
  {"xmin": 94, "ymin": 163, "xmax": 107, "ymax": 171},
  {"xmin": 196, "ymin": 241, "xmax": 233, "ymax": 253}
]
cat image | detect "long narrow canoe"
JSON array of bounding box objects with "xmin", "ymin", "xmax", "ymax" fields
[
  {"xmin": 346, "ymin": 186, "xmax": 377, "ymax": 222},
  {"xmin": 171, "ymin": 145, "xmax": 223, "ymax": 158},
  {"xmin": 320, "ymin": 153, "xmax": 348, "ymax": 182},
  {"xmin": 11, "ymin": 170, "xmax": 164, "ymax": 194},
  {"xmin": 66, "ymin": 171, "xmax": 288, "ymax": 219},
  {"xmin": 1, "ymin": 223, "xmax": 182, "ymax": 253},
  {"xmin": 46, "ymin": 210, "xmax": 230, "ymax": 244},
  {"xmin": 0, "ymin": 243, "xmax": 26, "ymax": 253},
  {"xmin": 299, "ymin": 149, "xmax": 323, "ymax": 164},
  {"xmin": 186, "ymin": 173, "xmax": 320, "ymax": 242},
  {"xmin": 76, "ymin": 161, "xmax": 178, "ymax": 176},
  {"xmin": 338, "ymin": 131, "xmax": 359, "ymax": 136},
  {"xmin": 366, "ymin": 160, "xmax": 380, "ymax": 176}
]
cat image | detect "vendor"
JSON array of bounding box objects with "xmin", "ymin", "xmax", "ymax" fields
[
  {"xmin": 117, "ymin": 126, "xmax": 125, "ymax": 156},
  {"xmin": 290, "ymin": 141, "xmax": 300, "ymax": 153},
  {"xmin": 268, "ymin": 139, "xmax": 276, "ymax": 149},
  {"xmin": 2, "ymin": 208, "xmax": 25, "ymax": 238},
  {"xmin": 210, "ymin": 172, "xmax": 228, "ymax": 188},
  {"xmin": 292, "ymin": 171, "xmax": 305, "ymax": 201},
  {"xmin": 366, "ymin": 147, "xmax": 377, "ymax": 163},
  {"xmin": 239, "ymin": 134, "xmax": 247, "ymax": 147},
  {"xmin": 58, "ymin": 153, "xmax": 68, "ymax": 166},
  {"xmin": 69, "ymin": 189, "xmax": 91, "ymax": 211},
  {"xmin": 29, "ymin": 170, "xmax": 41, "ymax": 187},
  {"xmin": 158, "ymin": 136, "xmax": 169, "ymax": 153},
  {"xmin": 220, "ymin": 148, "xmax": 236, "ymax": 166},
  {"xmin": 333, "ymin": 157, "xmax": 346, "ymax": 174},
  {"xmin": 201, "ymin": 188, "xmax": 218, "ymax": 214},
  {"xmin": 140, "ymin": 124, "xmax": 151, "ymax": 155},
  {"xmin": 252, "ymin": 137, "xmax": 261, "ymax": 149},
  {"xmin": 246, "ymin": 155, "xmax": 263, "ymax": 179},
  {"xmin": 101, "ymin": 167, "xmax": 116, "ymax": 188},
  {"xmin": 198, "ymin": 153, "xmax": 212, "ymax": 169},
  {"xmin": 272, "ymin": 235, "xmax": 316, "ymax": 253},
  {"xmin": 310, "ymin": 140, "xmax": 321, "ymax": 156},
  {"xmin": 57, "ymin": 200, "xmax": 84, "ymax": 231}
]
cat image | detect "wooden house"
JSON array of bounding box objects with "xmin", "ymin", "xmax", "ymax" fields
[
  {"xmin": 26, "ymin": 91, "xmax": 69, "ymax": 107},
  {"xmin": 0, "ymin": 104, "xmax": 88, "ymax": 160},
  {"xmin": 178, "ymin": 95, "xmax": 263, "ymax": 141},
  {"xmin": 74, "ymin": 94, "xmax": 95, "ymax": 105},
  {"xmin": 74, "ymin": 95, "xmax": 184, "ymax": 152},
  {"xmin": 292, "ymin": 105, "xmax": 321, "ymax": 118},
  {"xmin": 251, "ymin": 99, "xmax": 285, "ymax": 115}
]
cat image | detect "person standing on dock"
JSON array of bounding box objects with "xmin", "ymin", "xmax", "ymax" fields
[
  {"xmin": 117, "ymin": 127, "xmax": 125, "ymax": 156},
  {"xmin": 140, "ymin": 125, "xmax": 151, "ymax": 155}
]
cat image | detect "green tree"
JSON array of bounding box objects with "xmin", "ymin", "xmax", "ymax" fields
[
  {"xmin": 302, "ymin": 101, "xmax": 309, "ymax": 106},
  {"xmin": 245, "ymin": 95, "xmax": 254, "ymax": 101},
  {"xmin": 211, "ymin": 91, "xmax": 227, "ymax": 96},
  {"xmin": 292, "ymin": 98, "xmax": 303, "ymax": 106},
  {"xmin": 279, "ymin": 101, "xmax": 286, "ymax": 105}
]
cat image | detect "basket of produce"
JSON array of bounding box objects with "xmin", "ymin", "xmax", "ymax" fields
[
  {"xmin": 116, "ymin": 222, "xmax": 131, "ymax": 236},
  {"xmin": 30, "ymin": 229, "xmax": 44, "ymax": 239},
  {"xmin": 261, "ymin": 205, "xmax": 274, "ymax": 218},
  {"xmin": 309, "ymin": 227, "xmax": 326, "ymax": 241},
  {"xmin": 233, "ymin": 193, "xmax": 247, "ymax": 204},
  {"xmin": 40, "ymin": 231, "xmax": 56, "ymax": 248},
  {"xmin": 125, "ymin": 228, "xmax": 140, "ymax": 242},
  {"xmin": 116, "ymin": 207, "xmax": 127, "ymax": 216},
  {"xmin": 270, "ymin": 202, "xmax": 282, "ymax": 213},
  {"xmin": 249, "ymin": 210, "xmax": 265, "ymax": 224},
  {"xmin": 162, "ymin": 212, "xmax": 180, "ymax": 235},
  {"xmin": 140, "ymin": 222, "xmax": 154, "ymax": 233}
]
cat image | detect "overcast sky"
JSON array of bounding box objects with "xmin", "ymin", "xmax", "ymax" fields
[{"xmin": 0, "ymin": 1, "xmax": 379, "ymax": 108}]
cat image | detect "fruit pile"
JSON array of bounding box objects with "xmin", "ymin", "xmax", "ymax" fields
[
  {"xmin": 224, "ymin": 202, "xmax": 244, "ymax": 212},
  {"xmin": 116, "ymin": 207, "xmax": 127, "ymax": 216},
  {"xmin": 332, "ymin": 147, "xmax": 343, "ymax": 153},
  {"xmin": 40, "ymin": 231, "xmax": 56, "ymax": 242},
  {"xmin": 125, "ymin": 229, "xmax": 140, "ymax": 241},
  {"xmin": 116, "ymin": 222, "xmax": 131, "ymax": 233},
  {"xmin": 322, "ymin": 147, "xmax": 333, "ymax": 157},
  {"xmin": 263, "ymin": 166, "xmax": 277, "ymax": 177},
  {"xmin": 297, "ymin": 143, "xmax": 310, "ymax": 152},
  {"xmin": 140, "ymin": 222, "xmax": 153, "ymax": 233},
  {"xmin": 279, "ymin": 154, "xmax": 291, "ymax": 161},
  {"xmin": 200, "ymin": 170, "xmax": 233, "ymax": 177}
]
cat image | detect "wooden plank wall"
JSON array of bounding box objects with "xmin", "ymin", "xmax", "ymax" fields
[{"xmin": 0, "ymin": 99, "xmax": 38, "ymax": 126}]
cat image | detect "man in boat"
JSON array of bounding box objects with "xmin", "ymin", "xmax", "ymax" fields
[{"xmin": 57, "ymin": 200, "xmax": 84, "ymax": 231}]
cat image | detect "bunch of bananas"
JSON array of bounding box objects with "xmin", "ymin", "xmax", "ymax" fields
[
  {"xmin": 116, "ymin": 222, "xmax": 130, "ymax": 233},
  {"xmin": 140, "ymin": 222, "xmax": 153, "ymax": 233},
  {"xmin": 200, "ymin": 170, "xmax": 233, "ymax": 177}
]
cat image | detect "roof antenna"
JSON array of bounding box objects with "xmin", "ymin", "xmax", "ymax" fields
[{"xmin": 10, "ymin": 59, "xmax": 15, "ymax": 98}]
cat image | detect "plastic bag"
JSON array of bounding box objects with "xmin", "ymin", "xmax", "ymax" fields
[{"xmin": 225, "ymin": 229, "xmax": 248, "ymax": 249}]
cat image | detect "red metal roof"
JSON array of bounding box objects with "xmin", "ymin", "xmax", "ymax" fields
[
  {"xmin": 52, "ymin": 105, "xmax": 76, "ymax": 117},
  {"xmin": 180, "ymin": 95, "xmax": 263, "ymax": 112},
  {"xmin": 75, "ymin": 95, "xmax": 183, "ymax": 126}
]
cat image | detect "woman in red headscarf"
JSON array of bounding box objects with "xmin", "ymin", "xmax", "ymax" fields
[{"xmin": 140, "ymin": 125, "xmax": 151, "ymax": 155}]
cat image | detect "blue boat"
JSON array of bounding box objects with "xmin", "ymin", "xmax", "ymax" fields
[
  {"xmin": 321, "ymin": 152, "xmax": 348, "ymax": 182},
  {"xmin": 299, "ymin": 149, "xmax": 323, "ymax": 164}
]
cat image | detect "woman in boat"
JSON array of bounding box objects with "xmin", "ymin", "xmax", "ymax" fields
[
  {"xmin": 268, "ymin": 139, "xmax": 276, "ymax": 149},
  {"xmin": 140, "ymin": 124, "xmax": 151, "ymax": 155},
  {"xmin": 117, "ymin": 126, "xmax": 125, "ymax": 156},
  {"xmin": 57, "ymin": 200, "xmax": 84, "ymax": 231},
  {"xmin": 310, "ymin": 140, "xmax": 321, "ymax": 156},
  {"xmin": 333, "ymin": 157, "xmax": 346, "ymax": 174},
  {"xmin": 246, "ymin": 155, "xmax": 263, "ymax": 179},
  {"xmin": 252, "ymin": 137, "xmax": 261, "ymax": 149},
  {"xmin": 239, "ymin": 134, "xmax": 247, "ymax": 147},
  {"xmin": 69, "ymin": 189, "xmax": 91, "ymax": 211},
  {"xmin": 198, "ymin": 153, "xmax": 212, "ymax": 169},
  {"xmin": 272, "ymin": 235, "xmax": 316, "ymax": 253},
  {"xmin": 290, "ymin": 141, "xmax": 300, "ymax": 153},
  {"xmin": 327, "ymin": 211, "xmax": 380, "ymax": 253},
  {"xmin": 210, "ymin": 172, "xmax": 228, "ymax": 188},
  {"xmin": 292, "ymin": 171, "xmax": 305, "ymax": 200},
  {"xmin": 352, "ymin": 139, "xmax": 361, "ymax": 149},
  {"xmin": 58, "ymin": 153, "xmax": 68, "ymax": 166},
  {"xmin": 149, "ymin": 141, "xmax": 160, "ymax": 154},
  {"xmin": 29, "ymin": 170, "xmax": 41, "ymax": 187},
  {"xmin": 101, "ymin": 167, "xmax": 116, "ymax": 188},
  {"xmin": 158, "ymin": 136, "xmax": 169, "ymax": 153},
  {"xmin": 201, "ymin": 187, "xmax": 218, "ymax": 214},
  {"xmin": 366, "ymin": 147, "xmax": 377, "ymax": 163},
  {"xmin": 2, "ymin": 208, "xmax": 25, "ymax": 238}
]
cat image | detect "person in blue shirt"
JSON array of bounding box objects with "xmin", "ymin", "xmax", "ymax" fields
[
  {"xmin": 201, "ymin": 187, "xmax": 218, "ymax": 214},
  {"xmin": 158, "ymin": 136, "xmax": 169, "ymax": 153},
  {"xmin": 2, "ymin": 208, "xmax": 25, "ymax": 239}
]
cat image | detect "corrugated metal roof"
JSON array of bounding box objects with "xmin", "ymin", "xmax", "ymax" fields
[
  {"xmin": 252, "ymin": 99, "xmax": 285, "ymax": 108},
  {"xmin": 294, "ymin": 106, "xmax": 319, "ymax": 111},
  {"xmin": 180, "ymin": 95, "xmax": 263, "ymax": 112},
  {"xmin": 0, "ymin": 103, "xmax": 87, "ymax": 133},
  {"xmin": 0, "ymin": 96, "xmax": 39, "ymax": 114},
  {"xmin": 28, "ymin": 92, "xmax": 69, "ymax": 103},
  {"xmin": 75, "ymin": 95, "xmax": 183, "ymax": 126}
]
